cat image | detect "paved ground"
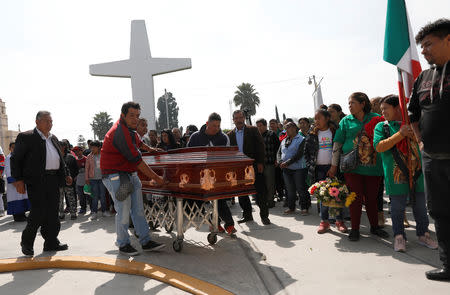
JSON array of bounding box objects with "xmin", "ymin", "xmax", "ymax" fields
[{"xmin": 0, "ymin": 198, "xmax": 449, "ymax": 294}]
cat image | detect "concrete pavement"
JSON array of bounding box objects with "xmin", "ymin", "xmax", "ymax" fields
[{"xmin": 0, "ymin": 198, "xmax": 449, "ymax": 294}]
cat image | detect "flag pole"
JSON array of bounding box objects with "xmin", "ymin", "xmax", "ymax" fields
[{"xmin": 397, "ymin": 68, "xmax": 414, "ymax": 192}]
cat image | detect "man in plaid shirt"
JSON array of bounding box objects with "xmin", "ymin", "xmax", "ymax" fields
[{"xmin": 256, "ymin": 119, "xmax": 280, "ymax": 208}]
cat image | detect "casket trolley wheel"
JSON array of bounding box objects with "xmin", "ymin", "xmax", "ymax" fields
[
  {"xmin": 173, "ymin": 239, "xmax": 183, "ymax": 252},
  {"xmin": 207, "ymin": 233, "xmax": 217, "ymax": 245}
]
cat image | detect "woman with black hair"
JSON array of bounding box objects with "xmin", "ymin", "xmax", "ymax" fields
[
  {"xmin": 305, "ymin": 109, "xmax": 347, "ymax": 234},
  {"xmin": 373, "ymin": 95, "xmax": 437, "ymax": 252},
  {"xmin": 277, "ymin": 122, "xmax": 309, "ymax": 215},
  {"xmin": 329, "ymin": 92, "xmax": 388, "ymax": 241},
  {"xmin": 157, "ymin": 129, "xmax": 180, "ymax": 151},
  {"xmin": 328, "ymin": 103, "xmax": 346, "ymax": 125}
]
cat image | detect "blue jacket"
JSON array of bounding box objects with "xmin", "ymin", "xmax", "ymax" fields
[{"xmin": 279, "ymin": 133, "xmax": 306, "ymax": 170}]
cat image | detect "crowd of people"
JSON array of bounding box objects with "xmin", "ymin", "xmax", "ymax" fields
[{"xmin": 1, "ymin": 18, "xmax": 448, "ymax": 282}]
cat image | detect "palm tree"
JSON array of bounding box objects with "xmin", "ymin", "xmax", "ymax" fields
[
  {"xmin": 90, "ymin": 111, "xmax": 113, "ymax": 140},
  {"xmin": 233, "ymin": 83, "xmax": 260, "ymax": 117}
]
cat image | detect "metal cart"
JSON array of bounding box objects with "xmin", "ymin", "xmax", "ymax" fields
[{"xmin": 143, "ymin": 194, "xmax": 219, "ymax": 252}]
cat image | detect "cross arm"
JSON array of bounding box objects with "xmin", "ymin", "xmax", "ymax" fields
[
  {"xmin": 89, "ymin": 59, "xmax": 132, "ymax": 78},
  {"xmin": 149, "ymin": 58, "xmax": 192, "ymax": 76}
]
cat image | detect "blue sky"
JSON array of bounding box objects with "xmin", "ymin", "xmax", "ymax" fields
[{"xmin": 0, "ymin": 0, "xmax": 448, "ymax": 144}]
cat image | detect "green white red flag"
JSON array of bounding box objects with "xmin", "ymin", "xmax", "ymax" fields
[
  {"xmin": 383, "ymin": 0, "xmax": 422, "ymax": 121},
  {"xmin": 383, "ymin": 0, "xmax": 422, "ymax": 193}
]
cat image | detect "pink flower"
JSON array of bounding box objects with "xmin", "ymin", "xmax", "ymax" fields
[{"xmin": 329, "ymin": 187, "xmax": 340, "ymax": 198}]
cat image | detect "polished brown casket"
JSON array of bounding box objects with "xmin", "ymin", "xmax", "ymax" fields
[{"xmin": 139, "ymin": 146, "xmax": 256, "ymax": 200}]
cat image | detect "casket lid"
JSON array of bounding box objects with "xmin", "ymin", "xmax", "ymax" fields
[{"xmin": 142, "ymin": 146, "xmax": 253, "ymax": 166}]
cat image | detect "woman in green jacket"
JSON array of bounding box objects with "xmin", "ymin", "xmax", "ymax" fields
[
  {"xmin": 373, "ymin": 95, "xmax": 437, "ymax": 252},
  {"xmin": 329, "ymin": 92, "xmax": 388, "ymax": 241}
]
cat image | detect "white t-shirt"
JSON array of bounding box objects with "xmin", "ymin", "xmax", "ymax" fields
[{"xmin": 316, "ymin": 129, "xmax": 333, "ymax": 165}]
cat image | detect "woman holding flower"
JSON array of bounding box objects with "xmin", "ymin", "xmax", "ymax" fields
[
  {"xmin": 305, "ymin": 109, "xmax": 347, "ymax": 233},
  {"xmin": 329, "ymin": 92, "xmax": 388, "ymax": 241},
  {"xmin": 277, "ymin": 122, "xmax": 309, "ymax": 215},
  {"xmin": 373, "ymin": 95, "xmax": 437, "ymax": 252}
]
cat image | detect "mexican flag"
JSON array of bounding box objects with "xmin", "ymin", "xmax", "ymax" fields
[
  {"xmin": 383, "ymin": 0, "xmax": 422, "ymax": 192},
  {"xmin": 383, "ymin": 0, "xmax": 422, "ymax": 120}
]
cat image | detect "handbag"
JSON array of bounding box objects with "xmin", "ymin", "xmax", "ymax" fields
[
  {"xmin": 83, "ymin": 184, "xmax": 91, "ymax": 195},
  {"xmin": 339, "ymin": 141, "xmax": 360, "ymax": 172},
  {"xmin": 115, "ymin": 172, "xmax": 134, "ymax": 201},
  {"xmin": 339, "ymin": 120, "xmax": 367, "ymax": 173}
]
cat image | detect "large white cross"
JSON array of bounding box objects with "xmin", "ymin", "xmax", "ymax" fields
[{"xmin": 89, "ymin": 20, "xmax": 191, "ymax": 130}]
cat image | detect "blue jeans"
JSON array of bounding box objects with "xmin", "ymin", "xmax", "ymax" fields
[
  {"xmin": 315, "ymin": 165, "xmax": 343, "ymax": 221},
  {"xmin": 390, "ymin": 192, "xmax": 429, "ymax": 238},
  {"xmin": 102, "ymin": 173, "xmax": 151, "ymax": 247},
  {"xmin": 283, "ymin": 168, "xmax": 310, "ymax": 210},
  {"xmin": 90, "ymin": 179, "xmax": 107, "ymax": 213}
]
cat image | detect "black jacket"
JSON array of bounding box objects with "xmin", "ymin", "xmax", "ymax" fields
[
  {"xmin": 304, "ymin": 126, "xmax": 336, "ymax": 181},
  {"xmin": 228, "ymin": 125, "xmax": 265, "ymax": 165},
  {"xmin": 11, "ymin": 128, "xmax": 69, "ymax": 186},
  {"xmin": 63, "ymin": 152, "xmax": 79, "ymax": 179},
  {"xmin": 187, "ymin": 124, "xmax": 230, "ymax": 147},
  {"xmin": 408, "ymin": 63, "xmax": 450, "ymax": 156}
]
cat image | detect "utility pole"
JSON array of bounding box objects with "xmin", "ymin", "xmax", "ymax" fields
[
  {"xmin": 308, "ymin": 74, "xmax": 324, "ymax": 111},
  {"xmin": 164, "ymin": 89, "xmax": 170, "ymax": 129},
  {"xmin": 308, "ymin": 75, "xmax": 318, "ymax": 91}
]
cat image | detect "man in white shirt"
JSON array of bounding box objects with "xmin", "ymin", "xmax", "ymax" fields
[{"xmin": 11, "ymin": 111, "xmax": 72, "ymax": 257}]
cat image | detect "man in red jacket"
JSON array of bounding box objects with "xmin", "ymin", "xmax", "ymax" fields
[{"xmin": 101, "ymin": 101, "xmax": 165, "ymax": 256}]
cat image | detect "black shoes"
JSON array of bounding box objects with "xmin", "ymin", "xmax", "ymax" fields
[
  {"xmin": 13, "ymin": 214, "xmax": 27, "ymax": 222},
  {"xmin": 347, "ymin": 227, "xmax": 389, "ymax": 241},
  {"xmin": 119, "ymin": 244, "xmax": 139, "ymax": 256},
  {"xmin": 267, "ymin": 201, "xmax": 276, "ymax": 208},
  {"xmin": 425, "ymin": 267, "xmax": 450, "ymax": 281},
  {"xmin": 261, "ymin": 217, "xmax": 271, "ymax": 225},
  {"xmin": 21, "ymin": 242, "xmax": 34, "ymax": 257},
  {"xmin": 43, "ymin": 243, "xmax": 68, "ymax": 252},
  {"xmin": 142, "ymin": 240, "xmax": 165, "ymax": 252},
  {"xmin": 370, "ymin": 226, "xmax": 389, "ymax": 239},
  {"xmin": 237, "ymin": 216, "xmax": 254, "ymax": 224},
  {"xmin": 348, "ymin": 229, "xmax": 360, "ymax": 241}
]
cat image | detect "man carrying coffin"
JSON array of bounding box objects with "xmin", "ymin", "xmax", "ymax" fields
[
  {"xmin": 101, "ymin": 101, "xmax": 165, "ymax": 256},
  {"xmin": 187, "ymin": 112, "xmax": 237, "ymax": 235}
]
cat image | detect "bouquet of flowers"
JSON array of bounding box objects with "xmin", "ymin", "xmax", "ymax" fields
[{"xmin": 308, "ymin": 177, "xmax": 357, "ymax": 217}]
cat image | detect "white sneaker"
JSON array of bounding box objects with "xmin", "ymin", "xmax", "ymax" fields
[
  {"xmin": 90, "ymin": 212, "xmax": 98, "ymax": 220},
  {"xmin": 394, "ymin": 234, "xmax": 406, "ymax": 252},
  {"xmin": 418, "ymin": 232, "xmax": 438, "ymax": 249},
  {"xmin": 0, "ymin": 210, "xmax": 5, "ymax": 217}
]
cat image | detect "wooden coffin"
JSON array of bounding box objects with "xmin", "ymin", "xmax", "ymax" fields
[{"xmin": 139, "ymin": 146, "xmax": 256, "ymax": 200}]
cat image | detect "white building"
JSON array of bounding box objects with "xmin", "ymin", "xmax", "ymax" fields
[{"xmin": 0, "ymin": 98, "xmax": 19, "ymax": 154}]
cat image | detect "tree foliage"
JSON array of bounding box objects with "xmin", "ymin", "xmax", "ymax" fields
[
  {"xmin": 233, "ymin": 83, "xmax": 260, "ymax": 117},
  {"xmin": 157, "ymin": 91, "xmax": 179, "ymax": 130},
  {"xmin": 90, "ymin": 111, "xmax": 113, "ymax": 140}
]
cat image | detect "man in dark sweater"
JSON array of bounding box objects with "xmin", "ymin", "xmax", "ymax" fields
[
  {"xmin": 256, "ymin": 118, "xmax": 280, "ymax": 208},
  {"xmin": 408, "ymin": 18, "xmax": 450, "ymax": 281},
  {"xmin": 187, "ymin": 112, "xmax": 236, "ymax": 235},
  {"xmin": 228, "ymin": 110, "xmax": 270, "ymax": 225}
]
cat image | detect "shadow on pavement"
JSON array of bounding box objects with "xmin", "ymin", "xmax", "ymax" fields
[
  {"xmin": 241, "ymin": 222, "xmax": 303, "ymax": 248},
  {"xmin": 0, "ymin": 268, "xmax": 59, "ymax": 295}
]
